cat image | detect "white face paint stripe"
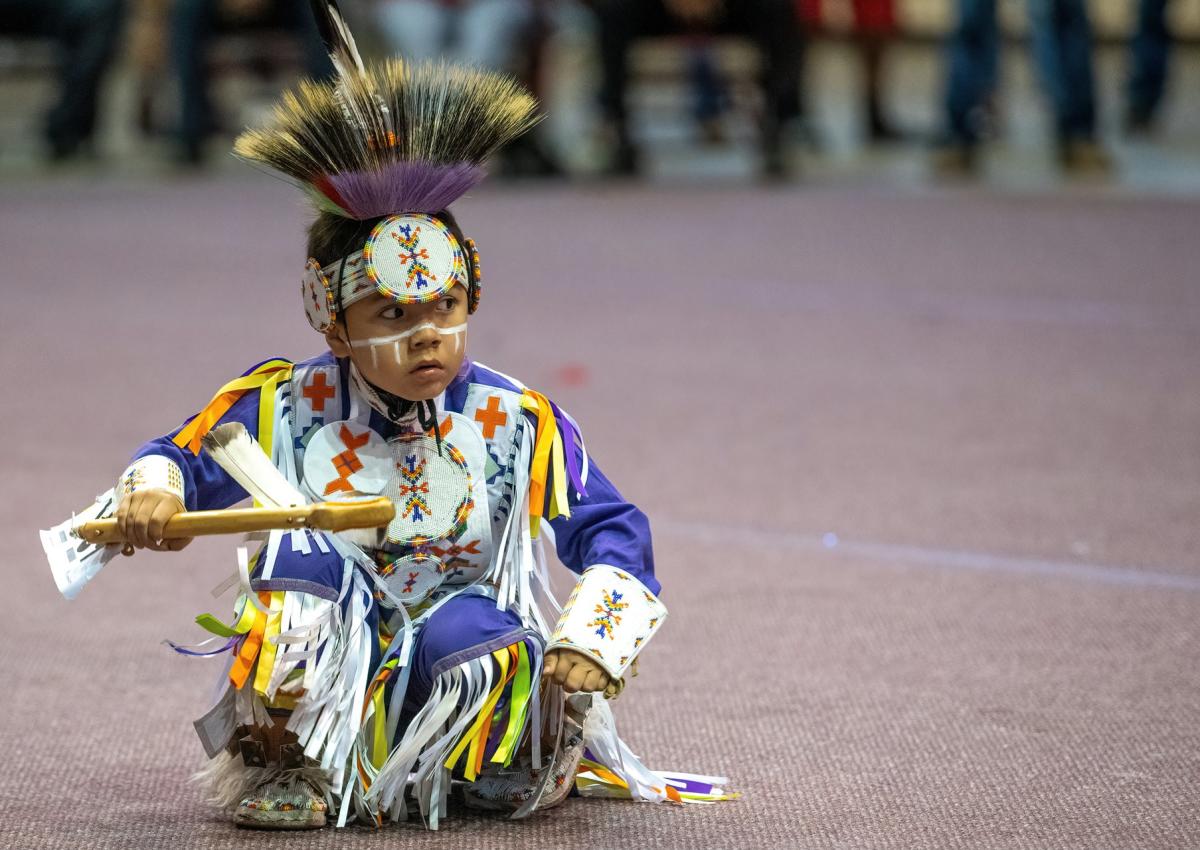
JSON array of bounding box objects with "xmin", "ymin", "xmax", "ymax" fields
[
  {"xmin": 351, "ymin": 321, "xmax": 468, "ymax": 348},
  {"xmin": 350, "ymin": 322, "xmax": 468, "ymax": 370}
]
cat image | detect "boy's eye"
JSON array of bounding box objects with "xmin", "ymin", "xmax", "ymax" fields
[
  {"xmin": 379, "ymin": 306, "xmax": 405, "ymax": 320},
  {"xmin": 436, "ymin": 297, "xmax": 457, "ymax": 313}
]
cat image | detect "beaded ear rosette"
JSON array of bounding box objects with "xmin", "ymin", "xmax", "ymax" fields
[
  {"xmin": 301, "ymin": 259, "xmax": 337, "ymax": 333},
  {"xmin": 301, "ymin": 213, "xmax": 472, "ymax": 332},
  {"xmin": 465, "ymin": 238, "xmax": 482, "ymax": 313}
]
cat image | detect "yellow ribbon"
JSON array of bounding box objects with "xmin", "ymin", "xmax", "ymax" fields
[
  {"xmin": 444, "ymin": 647, "xmax": 512, "ymax": 780},
  {"xmin": 255, "ymin": 367, "xmax": 290, "ymax": 475},
  {"xmin": 519, "ymin": 389, "xmax": 572, "ymax": 537},
  {"xmin": 229, "ymin": 591, "xmax": 271, "ymax": 690},
  {"xmin": 370, "ymin": 686, "xmax": 388, "ymax": 768},
  {"xmin": 548, "ymin": 422, "xmax": 569, "ymax": 522},
  {"xmin": 355, "ymin": 660, "xmax": 397, "ymax": 799},
  {"xmin": 172, "ymin": 359, "xmax": 293, "ymax": 456},
  {"xmin": 474, "ymin": 645, "xmax": 520, "ymax": 775},
  {"xmin": 252, "ymin": 591, "xmax": 285, "ymax": 696},
  {"xmin": 490, "ymin": 641, "xmax": 531, "ymax": 765}
]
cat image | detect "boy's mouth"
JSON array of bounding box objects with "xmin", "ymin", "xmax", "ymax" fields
[{"xmin": 410, "ymin": 360, "xmax": 445, "ymax": 376}]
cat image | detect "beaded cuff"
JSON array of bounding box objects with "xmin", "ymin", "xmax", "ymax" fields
[
  {"xmin": 115, "ymin": 455, "xmax": 186, "ymax": 506},
  {"xmin": 548, "ymin": 565, "xmax": 667, "ymax": 681}
]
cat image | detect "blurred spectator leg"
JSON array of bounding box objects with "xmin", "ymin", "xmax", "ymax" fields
[
  {"xmin": 594, "ymin": 0, "xmax": 672, "ymax": 176},
  {"xmin": 376, "ymin": 0, "xmax": 451, "ymax": 61},
  {"xmin": 0, "ymin": 2, "xmax": 52, "ymax": 147},
  {"xmin": 457, "ymin": 0, "xmax": 534, "ymax": 70},
  {"xmin": 853, "ymin": 0, "xmax": 902, "ymax": 143},
  {"xmin": 688, "ymin": 41, "xmax": 726, "ymax": 144},
  {"xmin": 1126, "ymin": 0, "xmax": 1169, "ymax": 134},
  {"xmin": 172, "ymin": 0, "xmax": 218, "ymax": 165},
  {"xmin": 460, "ymin": 0, "xmax": 559, "ymax": 176},
  {"xmin": 130, "ymin": 0, "xmax": 170, "ymax": 137},
  {"xmin": 596, "ymin": 0, "xmax": 800, "ymax": 178},
  {"xmin": 718, "ymin": 0, "xmax": 803, "ymax": 179},
  {"xmin": 45, "ymin": 0, "xmax": 126, "ymax": 160},
  {"xmin": 794, "ymin": 0, "xmax": 822, "ymax": 150},
  {"xmin": 1026, "ymin": 0, "xmax": 1108, "ymax": 171},
  {"xmin": 935, "ymin": 0, "xmax": 997, "ymax": 174}
]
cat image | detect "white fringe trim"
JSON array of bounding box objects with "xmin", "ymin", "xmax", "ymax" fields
[
  {"xmin": 582, "ymin": 699, "xmax": 670, "ymax": 803},
  {"xmin": 285, "ymin": 564, "xmax": 375, "ymax": 820},
  {"xmin": 363, "ymin": 654, "xmax": 494, "ymax": 829}
]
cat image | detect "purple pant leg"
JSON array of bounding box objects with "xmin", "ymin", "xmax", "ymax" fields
[
  {"xmin": 407, "ymin": 593, "xmax": 537, "ymax": 705},
  {"xmin": 250, "ymin": 534, "xmax": 346, "ymax": 601}
]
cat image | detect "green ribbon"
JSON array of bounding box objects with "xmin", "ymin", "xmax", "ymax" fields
[{"xmin": 491, "ymin": 641, "xmax": 532, "ymax": 765}]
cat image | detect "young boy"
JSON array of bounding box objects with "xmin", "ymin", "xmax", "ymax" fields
[{"xmin": 41, "ymin": 5, "xmax": 732, "ymax": 831}]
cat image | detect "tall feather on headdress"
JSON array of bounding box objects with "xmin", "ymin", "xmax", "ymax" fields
[
  {"xmin": 308, "ymin": 0, "xmax": 366, "ymax": 79},
  {"xmin": 234, "ymin": 0, "xmax": 539, "ymax": 220}
]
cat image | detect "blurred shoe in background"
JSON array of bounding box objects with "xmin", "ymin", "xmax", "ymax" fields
[{"xmin": 1058, "ymin": 138, "xmax": 1113, "ymax": 174}]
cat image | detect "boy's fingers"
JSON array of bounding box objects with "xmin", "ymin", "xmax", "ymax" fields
[
  {"xmin": 116, "ymin": 492, "xmax": 139, "ymax": 542},
  {"xmin": 581, "ymin": 669, "xmax": 606, "ymax": 693},
  {"xmin": 563, "ymin": 664, "xmax": 588, "ymax": 694},
  {"xmin": 130, "ymin": 497, "xmax": 155, "ymax": 550},
  {"xmin": 146, "ymin": 498, "xmax": 178, "ymax": 547},
  {"xmin": 550, "ymin": 656, "xmax": 575, "ymax": 687},
  {"xmin": 115, "ymin": 499, "xmax": 128, "ymax": 542},
  {"xmin": 543, "ymin": 653, "xmax": 558, "ymax": 679}
]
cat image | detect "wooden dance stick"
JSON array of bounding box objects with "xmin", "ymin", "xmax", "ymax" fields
[{"xmin": 75, "ymin": 497, "xmax": 395, "ymax": 545}]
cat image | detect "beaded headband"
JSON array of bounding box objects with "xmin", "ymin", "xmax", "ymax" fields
[{"xmin": 301, "ymin": 214, "xmax": 472, "ymax": 333}]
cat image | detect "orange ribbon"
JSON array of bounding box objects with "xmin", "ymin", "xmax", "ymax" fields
[
  {"xmin": 229, "ymin": 591, "xmax": 272, "ymax": 690},
  {"xmin": 520, "ymin": 390, "xmax": 558, "ymax": 537},
  {"xmin": 172, "ymin": 359, "xmax": 294, "ymax": 455}
]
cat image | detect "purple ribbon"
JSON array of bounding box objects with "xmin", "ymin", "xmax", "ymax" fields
[
  {"xmin": 165, "ymin": 635, "xmax": 240, "ymax": 657},
  {"xmin": 548, "ymin": 399, "xmax": 586, "ymax": 499},
  {"xmin": 660, "ymin": 775, "xmax": 720, "ymax": 796}
]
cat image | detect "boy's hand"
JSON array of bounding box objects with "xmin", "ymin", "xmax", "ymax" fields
[
  {"xmin": 115, "ymin": 490, "xmax": 191, "ymax": 552},
  {"xmin": 544, "ymin": 648, "xmax": 616, "ymax": 697}
]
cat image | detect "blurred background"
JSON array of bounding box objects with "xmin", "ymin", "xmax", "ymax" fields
[
  {"xmin": 2, "ymin": 0, "xmax": 1200, "ymax": 187},
  {"xmin": 4, "ymin": 3, "xmax": 1200, "ymax": 848}
]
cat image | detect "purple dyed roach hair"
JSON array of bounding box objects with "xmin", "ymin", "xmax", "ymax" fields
[{"xmin": 329, "ymin": 161, "xmax": 487, "ymax": 220}]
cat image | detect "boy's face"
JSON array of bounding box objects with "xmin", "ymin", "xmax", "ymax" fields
[{"xmin": 325, "ymin": 283, "xmax": 469, "ymax": 401}]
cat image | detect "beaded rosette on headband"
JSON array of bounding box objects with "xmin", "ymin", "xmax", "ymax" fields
[
  {"xmin": 301, "ymin": 213, "xmax": 473, "ymax": 333},
  {"xmin": 233, "ymin": 0, "xmax": 536, "ymax": 330}
]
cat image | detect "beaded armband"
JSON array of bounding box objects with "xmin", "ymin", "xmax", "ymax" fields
[
  {"xmin": 548, "ymin": 565, "xmax": 667, "ymax": 681},
  {"xmin": 115, "ymin": 455, "xmax": 186, "ymax": 506}
]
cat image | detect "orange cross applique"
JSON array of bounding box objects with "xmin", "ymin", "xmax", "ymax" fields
[
  {"xmin": 302, "ymin": 372, "xmax": 336, "ymax": 412},
  {"xmin": 474, "ymin": 396, "xmax": 508, "ymax": 440},
  {"xmin": 324, "ymin": 424, "xmax": 372, "ymax": 495}
]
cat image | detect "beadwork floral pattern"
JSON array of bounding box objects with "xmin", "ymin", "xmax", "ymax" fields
[
  {"xmin": 550, "ymin": 565, "xmax": 668, "ymax": 679},
  {"xmin": 586, "ymin": 590, "xmax": 628, "ymax": 640},
  {"xmin": 391, "ymin": 224, "xmax": 437, "ymax": 291},
  {"xmin": 399, "ymin": 454, "xmax": 431, "ymax": 521}
]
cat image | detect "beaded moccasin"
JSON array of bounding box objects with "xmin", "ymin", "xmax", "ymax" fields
[{"xmin": 233, "ymin": 770, "xmax": 330, "ymax": 830}]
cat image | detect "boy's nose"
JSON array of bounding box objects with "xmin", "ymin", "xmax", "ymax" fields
[{"xmin": 410, "ymin": 323, "xmax": 440, "ymax": 348}]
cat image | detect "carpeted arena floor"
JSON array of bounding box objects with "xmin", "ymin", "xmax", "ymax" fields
[{"xmin": 2, "ymin": 176, "xmax": 1198, "ymax": 849}]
